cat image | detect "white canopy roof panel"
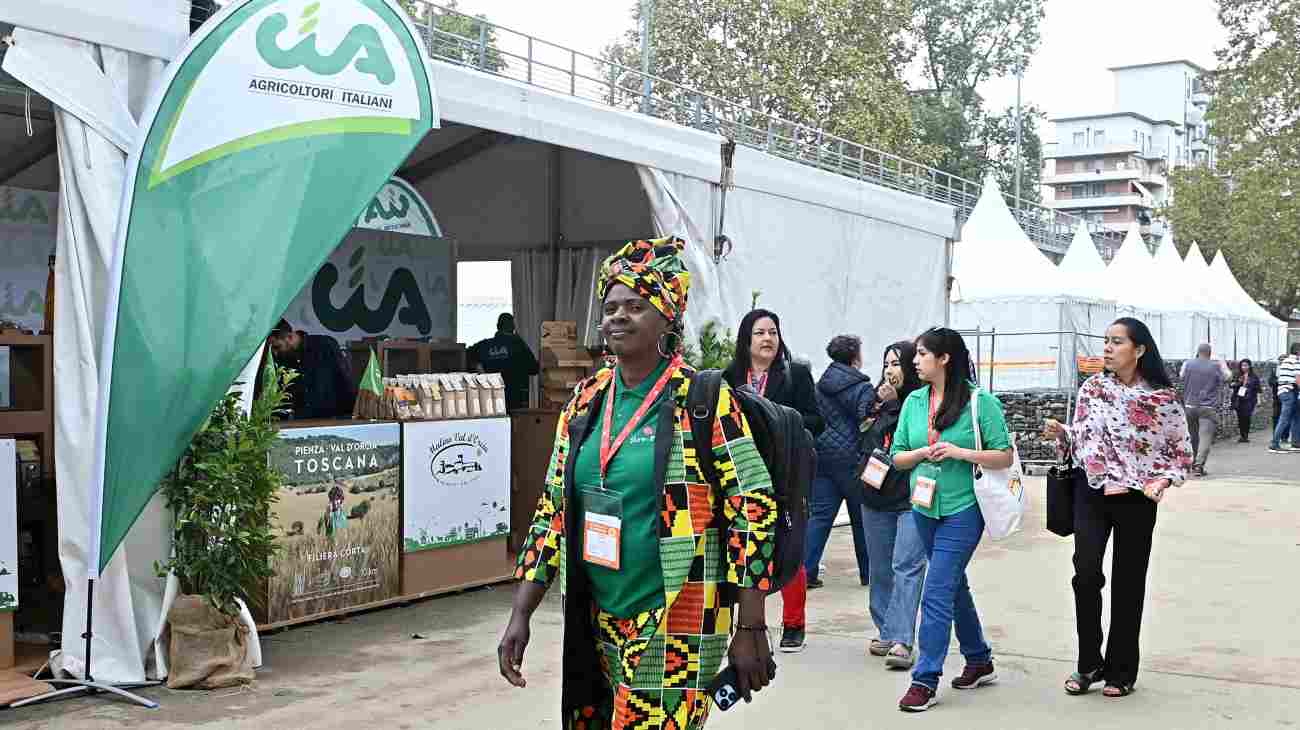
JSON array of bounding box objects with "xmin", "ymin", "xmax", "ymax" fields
[
  {"xmin": 1057, "ymin": 222, "xmax": 1110, "ymax": 300},
  {"xmin": 1182, "ymin": 242, "xmax": 1245, "ymax": 319},
  {"xmin": 952, "ymin": 174, "xmax": 1065, "ymax": 301},
  {"xmin": 1105, "ymin": 223, "xmax": 1164, "ymax": 311},
  {"xmin": 1151, "ymin": 235, "xmax": 1211, "ymax": 314}
]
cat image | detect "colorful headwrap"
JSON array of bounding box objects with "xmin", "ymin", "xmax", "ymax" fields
[{"xmin": 596, "ymin": 237, "xmax": 691, "ymax": 323}]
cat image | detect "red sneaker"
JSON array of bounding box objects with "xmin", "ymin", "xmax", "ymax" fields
[
  {"xmin": 951, "ymin": 661, "xmax": 998, "ymax": 689},
  {"xmin": 898, "ymin": 684, "xmax": 937, "ymax": 713}
]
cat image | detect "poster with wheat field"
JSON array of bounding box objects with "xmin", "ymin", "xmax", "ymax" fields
[{"xmin": 267, "ymin": 423, "xmax": 401, "ymax": 623}]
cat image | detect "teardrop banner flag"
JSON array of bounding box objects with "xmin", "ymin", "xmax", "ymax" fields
[{"xmin": 90, "ymin": 0, "xmax": 437, "ymax": 576}]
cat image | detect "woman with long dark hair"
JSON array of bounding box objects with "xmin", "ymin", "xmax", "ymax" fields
[
  {"xmin": 1045, "ymin": 317, "xmax": 1192, "ymax": 699},
  {"xmin": 1230, "ymin": 359, "xmax": 1261, "ymax": 442},
  {"xmin": 890, "ymin": 328, "xmax": 1013, "ymax": 712},
  {"xmin": 860, "ymin": 340, "xmax": 928, "ymax": 670},
  {"xmin": 723, "ymin": 309, "xmax": 825, "ymax": 653}
]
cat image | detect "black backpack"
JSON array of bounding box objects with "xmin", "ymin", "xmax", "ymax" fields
[{"xmin": 687, "ymin": 369, "xmax": 815, "ymax": 595}]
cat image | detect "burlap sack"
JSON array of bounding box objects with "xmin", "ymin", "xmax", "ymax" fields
[{"xmin": 165, "ymin": 594, "xmax": 255, "ymax": 690}]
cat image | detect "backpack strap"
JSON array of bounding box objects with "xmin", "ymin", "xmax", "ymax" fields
[{"xmin": 687, "ymin": 369, "xmax": 724, "ymax": 489}]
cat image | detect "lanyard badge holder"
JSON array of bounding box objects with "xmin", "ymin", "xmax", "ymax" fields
[
  {"xmin": 912, "ymin": 390, "xmax": 942, "ymax": 509},
  {"xmin": 582, "ymin": 357, "xmax": 681, "ymax": 571},
  {"xmin": 861, "ymin": 448, "xmax": 892, "ymax": 490}
]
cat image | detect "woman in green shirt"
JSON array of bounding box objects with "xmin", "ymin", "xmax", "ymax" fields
[
  {"xmin": 890, "ymin": 327, "xmax": 1013, "ymax": 713},
  {"xmin": 499, "ymin": 238, "xmax": 779, "ymax": 729}
]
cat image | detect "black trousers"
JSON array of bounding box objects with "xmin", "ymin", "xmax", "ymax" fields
[
  {"xmin": 1072, "ymin": 486, "xmax": 1158, "ymax": 687},
  {"xmin": 1237, "ymin": 406, "xmax": 1254, "ymax": 440}
]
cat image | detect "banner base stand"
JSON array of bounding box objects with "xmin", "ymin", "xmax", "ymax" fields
[
  {"xmin": 7, "ymin": 679, "xmax": 161, "ymax": 710},
  {"xmin": 7, "ymin": 578, "xmax": 161, "ymax": 711}
]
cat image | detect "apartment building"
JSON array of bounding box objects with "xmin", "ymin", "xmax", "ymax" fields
[{"xmin": 1044, "ymin": 60, "xmax": 1213, "ymax": 247}]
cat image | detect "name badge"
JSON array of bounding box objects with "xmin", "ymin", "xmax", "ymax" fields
[
  {"xmin": 861, "ymin": 449, "xmax": 892, "ymax": 490},
  {"xmin": 581, "ymin": 489, "xmax": 623, "ymax": 571},
  {"xmin": 912, "ymin": 475, "xmax": 937, "ymax": 509},
  {"xmin": 1238, "ymin": 386, "xmax": 1247, "ymax": 397}
]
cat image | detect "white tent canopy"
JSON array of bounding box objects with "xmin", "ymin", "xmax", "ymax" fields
[
  {"xmin": 951, "ymin": 175, "xmax": 1109, "ymax": 389},
  {"xmin": 1057, "ymin": 222, "xmax": 1109, "ymax": 300},
  {"xmin": 1208, "ymin": 248, "xmax": 1289, "ymax": 357},
  {"xmin": 1181, "ymin": 242, "xmax": 1250, "ymax": 359}
]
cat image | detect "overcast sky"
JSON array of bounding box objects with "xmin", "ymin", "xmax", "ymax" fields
[{"xmin": 451, "ymin": 0, "xmax": 1227, "ymax": 143}]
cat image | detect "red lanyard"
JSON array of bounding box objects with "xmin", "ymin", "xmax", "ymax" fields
[
  {"xmin": 600, "ymin": 356, "xmax": 681, "ymax": 485},
  {"xmin": 927, "ymin": 388, "xmax": 941, "ymax": 446},
  {"xmin": 747, "ymin": 368, "xmax": 769, "ymax": 396}
]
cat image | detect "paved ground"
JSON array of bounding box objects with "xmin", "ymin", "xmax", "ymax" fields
[{"xmin": 5, "ymin": 439, "xmax": 1299, "ymax": 729}]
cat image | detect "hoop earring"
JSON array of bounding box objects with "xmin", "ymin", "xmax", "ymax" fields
[{"xmin": 658, "ymin": 331, "xmax": 680, "ymax": 359}]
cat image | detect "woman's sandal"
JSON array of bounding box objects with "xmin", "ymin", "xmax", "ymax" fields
[
  {"xmin": 1102, "ymin": 683, "xmax": 1136, "ymax": 698},
  {"xmin": 1064, "ymin": 669, "xmax": 1104, "ymax": 696}
]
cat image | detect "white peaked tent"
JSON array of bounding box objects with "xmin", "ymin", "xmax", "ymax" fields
[
  {"xmin": 1104, "ymin": 223, "xmax": 1171, "ymax": 353},
  {"xmin": 951, "ymin": 175, "xmax": 1105, "ymax": 389},
  {"xmin": 1208, "ymin": 248, "xmax": 1289, "ymax": 358},
  {"xmin": 1055, "ymin": 222, "xmax": 1117, "ymax": 365},
  {"xmin": 1182, "ymin": 243, "xmax": 1251, "ymax": 359},
  {"xmin": 1150, "ymin": 236, "xmax": 1212, "ymax": 359}
]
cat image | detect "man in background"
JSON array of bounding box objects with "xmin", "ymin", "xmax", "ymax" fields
[
  {"xmin": 268, "ymin": 319, "xmax": 357, "ymax": 420},
  {"xmin": 1181, "ymin": 343, "xmax": 1225, "ymax": 477},
  {"xmin": 468, "ymin": 313, "xmax": 539, "ymax": 411},
  {"xmin": 1270, "ymin": 343, "xmax": 1300, "ymax": 453}
]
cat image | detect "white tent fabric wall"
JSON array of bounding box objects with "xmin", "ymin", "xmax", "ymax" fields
[
  {"xmin": 510, "ymin": 246, "xmax": 604, "ymax": 367},
  {"xmin": 637, "ymin": 167, "xmax": 950, "ymax": 372},
  {"xmin": 3, "ymin": 24, "xmax": 183, "ymax": 682}
]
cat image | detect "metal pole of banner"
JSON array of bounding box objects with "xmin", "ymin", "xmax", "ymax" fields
[{"xmin": 1013, "ymin": 71, "xmax": 1024, "ymax": 207}]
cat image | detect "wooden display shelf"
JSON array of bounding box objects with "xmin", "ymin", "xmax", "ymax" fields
[
  {"xmin": 0, "ymin": 333, "xmax": 53, "ymax": 477},
  {"xmin": 347, "ymin": 340, "xmax": 467, "ymax": 381}
]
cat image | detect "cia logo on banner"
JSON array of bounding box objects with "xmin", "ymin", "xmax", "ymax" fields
[
  {"xmin": 151, "ymin": 0, "xmax": 423, "ymax": 188},
  {"xmin": 429, "ymin": 433, "xmax": 488, "ymax": 486}
]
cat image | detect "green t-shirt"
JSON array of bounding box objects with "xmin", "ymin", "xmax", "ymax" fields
[
  {"xmin": 890, "ymin": 384, "xmax": 1011, "ymax": 518},
  {"xmin": 574, "ymin": 359, "xmax": 669, "ymax": 618}
]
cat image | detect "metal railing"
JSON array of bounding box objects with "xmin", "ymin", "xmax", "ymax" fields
[
  {"xmin": 407, "ymin": 2, "xmax": 1122, "ymax": 256},
  {"xmin": 3, "ymin": 2, "xmax": 1125, "ymax": 255}
]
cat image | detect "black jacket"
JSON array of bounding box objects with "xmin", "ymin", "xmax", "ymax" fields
[
  {"xmin": 859, "ymin": 399, "xmax": 912, "ymax": 512},
  {"xmin": 815, "ymin": 362, "xmax": 876, "ymax": 464},
  {"xmin": 280, "ymin": 334, "xmax": 357, "ymax": 420},
  {"xmin": 469, "ymin": 332, "xmax": 540, "ymax": 410},
  {"xmin": 726, "ymin": 359, "xmax": 825, "ymax": 437},
  {"xmin": 1231, "ymin": 374, "xmax": 1261, "ymax": 413}
]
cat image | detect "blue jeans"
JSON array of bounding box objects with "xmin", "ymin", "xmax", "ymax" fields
[
  {"xmin": 912, "ymin": 504, "xmax": 992, "ymax": 690},
  {"xmin": 1272, "ymin": 390, "xmax": 1299, "ymax": 448},
  {"xmin": 804, "ymin": 458, "xmax": 869, "ymax": 583},
  {"xmin": 862, "ymin": 506, "xmax": 927, "ymax": 647}
]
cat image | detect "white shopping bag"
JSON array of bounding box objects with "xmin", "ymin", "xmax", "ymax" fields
[{"xmin": 971, "ymin": 389, "xmax": 1027, "ymax": 540}]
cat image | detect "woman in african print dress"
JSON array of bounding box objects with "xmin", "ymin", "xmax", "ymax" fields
[{"xmin": 499, "ymin": 237, "xmax": 780, "ymax": 729}]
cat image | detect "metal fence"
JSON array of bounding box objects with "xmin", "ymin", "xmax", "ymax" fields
[{"xmin": 958, "ymin": 329, "xmax": 1108, "ymax": 393}]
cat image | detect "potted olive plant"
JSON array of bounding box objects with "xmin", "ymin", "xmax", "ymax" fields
[{"xmin": 155, "ymin": 363, "xmax": 294, "ymax": 689}]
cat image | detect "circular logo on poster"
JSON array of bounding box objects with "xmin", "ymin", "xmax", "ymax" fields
[{"xmin": 430, "ymin": 435, "xmax": 487, "ymax": 486}]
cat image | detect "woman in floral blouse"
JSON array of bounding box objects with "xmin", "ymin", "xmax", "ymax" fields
[{"xmin": 1045, "ymin": 317, "xmax": 1192, "ymax": 699}]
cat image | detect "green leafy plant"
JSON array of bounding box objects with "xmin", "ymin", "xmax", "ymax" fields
[
  {"xmin": 156, "ymin": 363, "xmax": 296, "ymax": 616},
  {"xmin": 683, "ymin": 320, "xmax": 736, "ymax": 371}
]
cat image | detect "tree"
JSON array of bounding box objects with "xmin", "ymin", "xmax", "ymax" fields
[
  {"xmin": 911, "ymin": 0, "xmax": 1046, "ymax": 194},
  {"xmin": 397, "ymin": 0, "xmax": 506, "ymax": 73},
  {"xmin": 601, "ymin": 0, "xmax": 932, "ymax": 161},
  {"xmin": 1164, "ymin": 0, "xmax": 1300, "ymax": 319}
]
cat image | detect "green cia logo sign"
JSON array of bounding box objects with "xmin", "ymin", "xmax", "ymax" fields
[{"xmin": 255, "ymin": 2, "xmax": 396, "ymax": 85}]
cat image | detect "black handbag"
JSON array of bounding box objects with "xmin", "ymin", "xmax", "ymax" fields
[{"xmin": 1045, "ymin": 457, "xmax": 1081, "ymax": 537}]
